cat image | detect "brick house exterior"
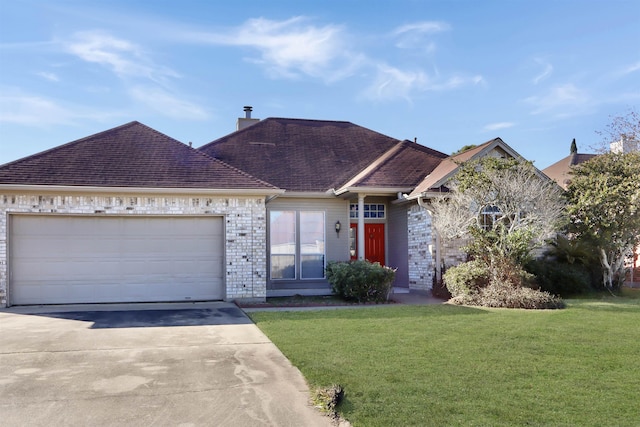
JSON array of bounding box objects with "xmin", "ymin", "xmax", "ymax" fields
[
  {"xmin": 0, "ymin": 113, "xmax": 543, "ymax": 307},
  {"xmin": 0, "ymin": 193, "xmax": 268, "ymax": 306}
]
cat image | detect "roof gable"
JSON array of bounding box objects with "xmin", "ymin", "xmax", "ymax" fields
[
  {"xmin": 408, "ymin": 138, "xmax": 527, "ymax": 198},
  {"xmin": 0, "ymin": 121, "xmax": 278, "ymax": 190},
  {"xmin": 199, "ymin": 118, "xmax": 406, "ymax": 192},
  {"xmin": 337, "ymin": 140, "xmax": 448, "ymax": 192}
]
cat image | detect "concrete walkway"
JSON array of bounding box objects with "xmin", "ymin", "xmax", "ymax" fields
[
  {"xmin": 389, "ymin": 288, "xmax": 447, "ymax": 305},
  {"xmin": 0, "ymin": 302, "xmax": 334, "ymax": 427}
]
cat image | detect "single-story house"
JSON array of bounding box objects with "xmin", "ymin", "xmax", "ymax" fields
[{"xmin": 0, "ymin": 108, "xmax": 536, "ymax": 307}]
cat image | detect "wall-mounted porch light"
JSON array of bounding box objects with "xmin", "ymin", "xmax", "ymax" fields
[{"xmin": 335, "ymin": 220, "xmax": 342, "ymax": 236}]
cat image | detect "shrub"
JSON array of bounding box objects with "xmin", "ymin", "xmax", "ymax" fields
[
  {"xmin": 326, "ymin": 260, "xmax": 396, "ymax": 303},
  {"xmin": 443, "ymin": 260, "xmax": 489, "ymax": 297},
  {"xmin": 525, "ymin": 259, "xmax": 593, "ymax": 296},
  {"xmin": 450, "ymin": 282, "xmax": 565, "ymax": 309},
  {"xmin": 312, "ymin": 384, "xmax": 344, "ymax": 416},
  {"xmin": 445, "ymin": 259, "xmax": 565, "ymax": 309}
]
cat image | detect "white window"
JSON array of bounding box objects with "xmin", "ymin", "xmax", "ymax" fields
[
  {"xmin": 480, "ymin": 205, "xmax": 500, "ymax": 230},
  {"xmin": 270, "ymin": 210, "xmax": 325, "ymax": 280},
  {"xmin": 349, "ymin": 203, "xmax": 385, "ymax": 219}
]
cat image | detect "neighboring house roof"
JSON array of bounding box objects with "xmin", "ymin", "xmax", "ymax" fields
[
  {"xmin": 407, "ymin": 138, "xmax": 523, "ymax": 199},
  {"xmin": 542, "ymin": 152, "xmax": 597, "ymax": 190},
  {"xmin": 0, "ymin": 121, "xmax": 279, "ymax": 191},
  {"xmin": 199, "ymin": 118, "xmax": 443, "ymax": 192}
]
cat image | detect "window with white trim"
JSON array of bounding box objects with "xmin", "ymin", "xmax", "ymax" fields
[
  {"xmin": 270, "ymin": 210, "xmax": 325, "ymax": 280},
  {"xmin": 480, "ymin": 205, "xmax": 500, "ymax": 230},
  {"xmin": 349, "ymin": 203, "xmax": 385, "ymax": 219}
]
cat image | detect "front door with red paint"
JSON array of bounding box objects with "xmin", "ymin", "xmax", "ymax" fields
[{"xmin": 350, "ymin": 223, "xmax": 385, "ymax": 265}]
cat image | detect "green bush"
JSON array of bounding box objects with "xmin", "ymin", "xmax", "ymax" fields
[
  {"xmin": 450, "ymin": 282, "xmax": 565, "ymax": 309},
  {"xmin": 525, "ymin": 259, "xmax": 593, "ymax": 296},
  {"xmin": 443, "ymin": 260, "xmax": 489, "ymax": 297},
  {"xmin": 326, "ymin": 260, "xmax": 396, "ymax": 303}
]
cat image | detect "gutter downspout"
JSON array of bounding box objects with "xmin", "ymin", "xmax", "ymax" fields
[
  {"xmin": 263, "ymin": 194, "xmax": 280, "ymax": 297},
  {"xmin": 417, "ymin": 196, "xmax": 441, "ymax": 283}
]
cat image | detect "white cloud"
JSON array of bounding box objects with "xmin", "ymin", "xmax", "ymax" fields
[
  {"xmin": 0, "ymin": 94, "xmax": 74, "ymax": 125},
  {"xmin": 392, "ymin": 21, "xmax": 450, "ymax": 51},
  {"xmin": 532, "ymin": 59, "xmax": 553, "ymax": 84},
  {"xmin": 129, "ymin": 86, "xmax": 208, "ymax": 120},
  {"xmin": 484, "ymin": 122, "xmax": 515, "ymax": 131},
  {"xmin": 393, "ymin": 21, "xmax": 451, "ymax": 36},
  {"xmin": 185, "ymin": 17, "xmax": 361, "ymax": 82},
  {"xmin": 36, "ymin": 71, "xmax": 59, "ymax": 82},
  {"xmin": 58, "ymin": 31, "xmax": 205, "ymax": 120},
  {"xmin": 0, "ymin": 89, "xmax": 120, "ymax": 126},
  {"xmin": 365, "ymin": 65, "xmax": 428, "ymax": 102},
  {"xmin": 63, "ymin": 30, "xmax": 178, "ymax": 83},
  {"xmin": 431, "ymin": 74, "xmax": 485, "ymax": 90},
  {"xmin": 524, "ymin": 84, "xmax": 590, "ymax": 116},
  {"xmin": 621, "ymin": 60, "xmax": 640, "ymax": 75},
  {"xmin": 363, "ymin": 64, "xmax": 484, "ymax": 102}
]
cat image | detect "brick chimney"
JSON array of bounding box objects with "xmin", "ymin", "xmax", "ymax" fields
[{"xmin": 236, "ymin": 106, "xmax": 260, "ymax": 131}]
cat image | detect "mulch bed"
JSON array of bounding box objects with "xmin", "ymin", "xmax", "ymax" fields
[{"xmin": 236, "ymin": 295, "xmax": 398, "ymax": 309}]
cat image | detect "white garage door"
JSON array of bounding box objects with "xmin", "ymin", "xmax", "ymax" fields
[{"xmin": 10, "ymin": 215, "xmax": 224, "ymax": 305}]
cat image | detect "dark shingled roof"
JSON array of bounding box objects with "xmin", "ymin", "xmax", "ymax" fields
[
  {"xmin": 199, "ymin": 118, "xmax": 417, "ymax": 192},
  {"xmin": 347, "ymin": 140, "xmax": 448, "ymax": 188},
  {"xmin": 409, "ymin": 139, "xmax": 497, "ymax": 197},
  {"xmin": 0, "ymin": 121, "xmax": 277, "ymax": 190}
]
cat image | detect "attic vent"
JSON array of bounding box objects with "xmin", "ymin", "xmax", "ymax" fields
[{"xmin": 249, "ymin": 141, "xmax": 276, "ymax": 146}]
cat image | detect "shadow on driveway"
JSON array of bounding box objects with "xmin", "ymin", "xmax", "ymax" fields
[{"xmin": 40, "ymin": 306, "xmax": 251, "ymax": 328}]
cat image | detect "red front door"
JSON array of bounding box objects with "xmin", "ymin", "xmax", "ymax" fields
[{"xmin": 350, "ymin": 223, "xmax": 385, "ymax": 265}]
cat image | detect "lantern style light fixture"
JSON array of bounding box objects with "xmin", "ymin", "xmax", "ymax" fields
[{"xmin": 335, "ymin": 220, "xmax": 342, "ymax": 236}]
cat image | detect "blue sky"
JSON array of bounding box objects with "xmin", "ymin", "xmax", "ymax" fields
[{"xmin": 1, "ymin": 0, "xmax": 638, "ymax": 168}]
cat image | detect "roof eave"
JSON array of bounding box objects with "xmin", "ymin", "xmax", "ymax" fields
[
  {"xmin": 334, "ymin": 186, "xmax": 414, "ymax": 197},
  {"xmin": 276, "ymin": 190, "xmax": 342, "ymax": 199},
  {"xmin": 406, "ymin": 188, "xmax": 449, "ymax": 200},
  {"xmin": 0, "ymin": 184, "xmax": 284, "ymax": 196}
]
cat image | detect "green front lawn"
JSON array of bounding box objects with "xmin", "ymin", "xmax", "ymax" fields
[{"xmin": 249, "ymin": 290, "xmax": 640, "ymax": 426}]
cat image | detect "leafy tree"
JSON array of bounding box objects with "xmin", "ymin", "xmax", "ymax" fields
[
  {"xmin": 451, "ymin": 144, "xmax": 477, "ymax": 155},
  {"xmin": 565, "ymin": 152, "xmax": 640, "ymax": 290},
  {"xmin": 431, "ymin": 157, "xmax": 565, "ymax": 285}
]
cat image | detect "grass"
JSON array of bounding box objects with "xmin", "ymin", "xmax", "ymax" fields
[{"xmin": 248, "ymin": 289, "xmax": 640, "ymax": 426}]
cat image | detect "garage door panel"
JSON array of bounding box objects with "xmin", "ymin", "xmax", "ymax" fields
[{"xmin": 10, "ymin": 215, "xmax": 225, "ymax": 305}]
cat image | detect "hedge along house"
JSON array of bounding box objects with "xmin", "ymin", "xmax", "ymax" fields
[{"xmin": 0, "ymin": 121, "xmax": 282, "ymax": 307}]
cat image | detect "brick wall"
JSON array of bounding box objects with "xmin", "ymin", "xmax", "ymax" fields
[
  {"xmin": 440, "ymin": 238, "xmax": 468, "ymax": 268},
  {"xmin": 407, "ymin": 204, "xmax": 433, "ymax": 291},
  {"xmin": 0, "ymin": 192, "xmax": 267, "ymax": 307}
]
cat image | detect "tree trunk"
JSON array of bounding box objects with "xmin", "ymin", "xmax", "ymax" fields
[
  {"xmin": 599, "ymin": 248, "xmax": 614, "ymax": 290},
  {"xmin": 600, "ymin": 247, "xmax": 628, "ymax": 290}
]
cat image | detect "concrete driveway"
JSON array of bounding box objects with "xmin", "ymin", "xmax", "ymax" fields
[{"xmin": 0, "ymin": 303, "xmax": 333, "ymax": 427}]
